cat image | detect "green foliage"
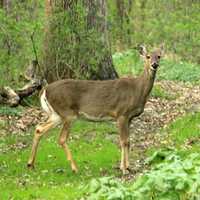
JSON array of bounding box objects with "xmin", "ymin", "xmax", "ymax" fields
[
  {"xmin": 131, "ymin": 150, "xmax": 200, "ymax": 200},
  {"xmin": 112, "ymin": 50, "xmax": 142, "ymax": 76},
  {"xmin": 85, "ymin": 177, "xmax": 133, "ymax": 200},
  {"xmin": 85, "ymin": 150, "xmax": 200, "ymax": 200},
  {"xmin": 1, "ymin": 0, "xmax": 200, "ymax": 86},
  {"xmin": 0, "ymin": 0, "xmax": 44, "ymax": 87},
  {"xmin": 158, "ymin": 60, "xmax": 200, "ymax": 83},
  {"xmin": 0, "ymin": 105, "xmax": 23, "ymax": 116},
  {"xmin": 151, "ymin": 84, "xmax": 177, "ymax": 100},
  {"xmin": 108, "ymin": 0, "xmax": 200, "ymax": 63}
]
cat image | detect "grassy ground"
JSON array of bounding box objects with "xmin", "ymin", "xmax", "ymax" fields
[
  {"xmin": 2, "ymin": 112, "xmax": 200, "ymax": 199},
  {"xmin": 0, "ymin": 120, "xmax": 120, "ymax": 199}
]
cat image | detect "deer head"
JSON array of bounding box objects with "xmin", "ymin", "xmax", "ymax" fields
[{"xmin": 138, "ymin": 44, "xmax": 164, "ymax": 73}]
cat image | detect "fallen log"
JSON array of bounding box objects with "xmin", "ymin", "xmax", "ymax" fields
[
  {"xmin": 0, "ymin": 78, "xmax": 42, "ymax": 107},
  {"xmin": 0, "ymin": 86, "xmax": 20, "ymax": 106},
  {"xmin": 0, "ymin": 60, "xmax": 43, "ymax": 107}
]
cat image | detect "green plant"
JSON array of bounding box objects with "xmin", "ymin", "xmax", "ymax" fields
[
  {"xmin": 151, "ymin": 84, "xmax": 177, "ymax": 100},
  {"xmin": 85, "ymin": 150, "xmax": 200, "ymax": 200},
  {"xmin": 0, "ymin": 105, "xmax": 23, "ymax": 116},
  {"xmin": 131, "ymin": 150, "xmax": 200, "ymax": 200},
  {"xmin": 85, "ymin": 177, "xmax": 133, "ymax": 200},
  {"xmin": 168, "ymin": 112, "xmax": 200, "ymax": 146}
]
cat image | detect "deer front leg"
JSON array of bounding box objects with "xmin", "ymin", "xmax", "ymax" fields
[
  {"xmin": 58, "ymin": 121, "xmax": 78, "ymax": 173},
  {"xmin": 27, "ymin": 119, "xmax": 56, "ymax": 168},
  {"xmin": 117, "ymin": 116, "xmax": 130, "ymax": 175}
]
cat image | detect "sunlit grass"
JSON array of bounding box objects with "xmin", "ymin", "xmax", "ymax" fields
[
  {"xmin": 0, "ymin": 120, "xmax": 119, "ymax": 200},
  {"xmin": 167, "ymin": 112, "xmax": 200, "ymax": 147}
]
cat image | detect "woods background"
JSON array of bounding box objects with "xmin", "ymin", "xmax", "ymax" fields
[{"xmin": 0, "ymin": 0, "xmax": 199, "ymax": 85}]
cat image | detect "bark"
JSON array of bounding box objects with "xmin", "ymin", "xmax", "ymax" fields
[
  {"xmin": 116, "ymin": 0, "xmax": 133, "ymax": 45},
  {"xmin": 0, "ymin": 0, "xmax": 11, "ymax": 13},
  {"xmin": 0, "ymin": 0, "xmax": 3, "ymax": 7},
  {"xmin": 84, "ymin": 0, "xmax": 118, "ymax": 80},
  {"xmin": 116, "ymin": 0, "xmax": 124, "ymax": 33},
  {"xmin": 125, "ymin": 0, "xmax": 133, "ymax": 45},
  {"xmin": 42, "ymin": 0, "xmax": 118, "ymax": 83},
  {"xmin": 140, "ymin": 0, "xmax": 147, "ymax": 30}
]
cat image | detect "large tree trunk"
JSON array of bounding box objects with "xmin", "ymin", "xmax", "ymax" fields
[
  {"xmin": 41, "ymin": 0, "xmax": 118, "ymax": 83},
  {"xmin": 116, "ymin": 0, "xmax": 133, "ymax": 47}
]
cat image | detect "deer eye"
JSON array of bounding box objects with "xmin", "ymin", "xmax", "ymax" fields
[
  {"xmin": 158, "ymin": 55, "xmax": 161, "ymax": 59},
  {"xmin": 146, "ymin": 55, "xmax": 150, "ymax": 59}
]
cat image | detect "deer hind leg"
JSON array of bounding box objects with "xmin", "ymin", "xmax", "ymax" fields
[
  {"xmin": 118, "ymin": 116, "xmax": 130, "ymax": 174},
  {"xmin": 27, "ymin": 115, "xmax": 61, "ymax": 168},
  {"xmin": 58, "ymin": 120, "xmax": 78, "ymax": 173}
]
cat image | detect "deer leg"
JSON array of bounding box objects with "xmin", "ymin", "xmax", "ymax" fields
[
  {"xmin": 125, "ymin": 140, "xmax": 130, "ymax": 170},
  {"xmin": 118, "ymin": 116, "xmax": 130, "ymax": 174},
  {"xmin": 58, "ymin": 121, "xmax": 78, "ymax": 173},
  {"xmin": 27, "ymin": 119, "xmax": 57, "ymax": 168}
]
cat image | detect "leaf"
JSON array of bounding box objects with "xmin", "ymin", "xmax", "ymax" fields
[
  {"xmin": 175, "ymin": 181, "xmax": 185, "ymax": 190},
  {"xmin": 88, "ymin": 179, "xmax": 100, "ymax": 193}
]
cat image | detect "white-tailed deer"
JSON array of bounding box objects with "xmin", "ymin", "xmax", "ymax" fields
[{"xmin": 27, "ymin": 45, "xmax": 163, "ymax": 174}]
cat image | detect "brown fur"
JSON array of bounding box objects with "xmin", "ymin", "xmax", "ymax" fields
[{"xmin": 27, "ymin": 46, "xmax": 163, "ymax": 174}]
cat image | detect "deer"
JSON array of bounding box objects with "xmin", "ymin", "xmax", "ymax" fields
[{"xmin": 27, "ymin": 45, "xmax": 163, "ymax": 175}]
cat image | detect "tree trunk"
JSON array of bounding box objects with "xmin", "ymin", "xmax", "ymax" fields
[
  {"xmin": 125, "ymin": 0, "xmax": 133, "ymax": 45},
  {"xmin": 0, "ymin": 0, "xmax": 11, "ymax": 13},
  {"xmin": 41, "ymin": 0, "xmax": 118, "ymax": 83},
  {"xmin": 140, "ymin": 0, "xmax": 147, "ymax": 31},
  {"xmin": 116, "ymin": 0, "xmax": 133, "ymax": 46},
  {"xmin": 116, "ymin": 0, "xmax": 124, "ymax": 35}
]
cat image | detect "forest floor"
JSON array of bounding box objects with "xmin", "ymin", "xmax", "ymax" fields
[
  {"xmin": 1, "ymin": 80, "xmax": 200, "ymax": 199},
  {"xmin": 1, "ymin": 80, "xmax": 200, "ymax": 168}
]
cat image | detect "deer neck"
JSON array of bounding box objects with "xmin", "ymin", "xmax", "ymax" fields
[{"xmin": 140, "ymin": 66, "xmax": 157, "ymax": 100}]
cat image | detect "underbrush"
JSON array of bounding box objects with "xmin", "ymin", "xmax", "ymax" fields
[{"xmin": 85, "ymin": 150, "xmax": 200, "ymax": 200}]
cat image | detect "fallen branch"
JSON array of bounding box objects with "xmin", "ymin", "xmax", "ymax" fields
[
  {"xmin": 0, "ymin": 78, "xmax": 42, "ymax": 107},
  {"xmin": 0, "ymin": 61, "xmax": 43, "ymax": 107}
]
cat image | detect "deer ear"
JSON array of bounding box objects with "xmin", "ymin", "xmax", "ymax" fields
[
  {"xmin": 159, "ymin": 43, "xmax": 165, "ymax": 57},
  {"xmin": 137, "ymin": 44, "xmax": 147, "ymax": 57}
]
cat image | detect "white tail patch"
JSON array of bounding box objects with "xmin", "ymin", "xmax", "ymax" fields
[{"xmin": 40, "ymin": 89, "xmax": 61, "ymax": 125}]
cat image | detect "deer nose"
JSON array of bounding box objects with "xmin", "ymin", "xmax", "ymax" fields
[{"xmin": 152, "ymin": 63, "xmax": 159, "ymax": 69}]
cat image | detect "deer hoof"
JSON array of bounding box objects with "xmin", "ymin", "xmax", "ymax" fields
[
  {"xmin": 72, "ymin": 169, "xmax": 78, "ymax": 173},
  {"xmin": 27, "ymin": 163, "xmax": 35, "ymax": 169},
  {"xmin": 71, "ymin": 166, "xmax": 78, "ymax": 173},
  {"xmin": 121, "ymin": 168, "xmax": 132, "ymax": 175}
]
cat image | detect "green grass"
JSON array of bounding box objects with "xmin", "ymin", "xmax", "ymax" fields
[
  {"xmin": 0, "ymin": 120, "xmax": 119, "ymax": 200},
  {"xmin": 0, "ymin": 105, "xmax": 23, "ymax": 116},
  {"xmin": 113, "ymin": 50, "xmax": 200, "ymax": 83},
  {"xmin": 151, "ymin": 84, "xmax": 177, "ymax": 100},
  {"xmin": 167, "ymin": 112, "xmax": 200, "ymax": 147}
]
